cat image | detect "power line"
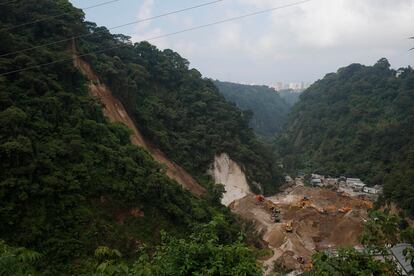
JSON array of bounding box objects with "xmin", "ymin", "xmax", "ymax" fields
[
  {"xmin": 2, "ymin": 0, "xmax": 125, "ymax": 32},
  {"xmin": 0, "ymin": 0, "xmax": 23, "ymax": 6},
  {"xmin": 0, "ymin": 0, "xmax": 99, "ymax": 6},
  {"xmin": 0, "ymin": 0, "xmax": 226, "ymax": 58},
  {"xmin": 0, "ymin": 0, "xmax": 17, "ymax": 6},
  {"xmin": 0, "ymin": 0, "xmax": 312, "ymax": 77},
  {"xmin": 145, "ymin": 0, "xmax": 312, "ymax": 41}
]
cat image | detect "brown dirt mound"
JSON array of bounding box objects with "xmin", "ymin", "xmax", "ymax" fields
[
  {"xmin": 266, "ymin": 226, "xmax": 286, "ymax": 247},
  {"xmin": 232, "ymin": 184, "xmax": 372, "ymax": 273}
]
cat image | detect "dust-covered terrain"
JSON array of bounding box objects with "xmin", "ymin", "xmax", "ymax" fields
[{"xmin": 231, "ymin": 180, "xmax": 372, "ymax": 274}]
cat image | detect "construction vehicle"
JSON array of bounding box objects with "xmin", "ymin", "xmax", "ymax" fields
[
  {"xmin": 255, "ymin": 195, "xmax": 265, "ymax": 205},
  {"xmin": 316, "ymin": 207, "xmax": 328, "ymax": 215},
  {"xmin": 297, "ymin": 197, "xmax": 311, "ymax": 208},
  {"xmin": 269, "ymin": 202, "xmax": 281, "ymax": 223},
  {"xmin": 285, "ymin": 221, "xmax": 293, "ymax": 232},
  {"xmin": 265, "ymin": 200, "xmax": 279, "ymax": 212},
  {"xmin": 304, "ymin": 262, "xmax": 313, "ymax": 272},
  {"xmin": 255, "ymin": 196, "xmax": 282, "ymax": 222},
  {"xmin": 297, "ymin": 256, "xmax": 306, "ymax": 264},
  {"xmin": 271, "ymin": 212, "xmax": 281, "ymax": 223}
]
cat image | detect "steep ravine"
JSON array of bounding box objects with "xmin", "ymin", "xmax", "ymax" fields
[{"xmin": 73, "ymin": 55, "xmax": 206, "ymax": 196}]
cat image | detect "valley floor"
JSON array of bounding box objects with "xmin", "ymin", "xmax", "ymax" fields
[{"xmin": 230, "ymin": 180, "xmax": 372, "ymax": 274}]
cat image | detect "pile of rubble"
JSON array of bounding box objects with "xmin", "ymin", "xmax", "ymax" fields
[{"xmin": 231, "ymin": 181, "xmax": 373, "ymax": 274}]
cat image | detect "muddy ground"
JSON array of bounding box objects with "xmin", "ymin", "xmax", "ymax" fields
[{"xmin": 231, "ymin": 181, "xmax": 371, "ymax": 274}]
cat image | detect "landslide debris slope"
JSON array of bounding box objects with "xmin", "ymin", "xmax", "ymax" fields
[
  {"xmin": 73, "ymin": 49, "xmax": 206, "ymax": 196},
  {"xmin": 232, "ymin": 181, "xmax": 371, "ymax": 273},
  {"xmin": 0, "ymin": 1, "xmax": 267, "ymax": 273},
  {"xmin": 76, "ymin": 30, "xmax": 284, "ymax": 196}
]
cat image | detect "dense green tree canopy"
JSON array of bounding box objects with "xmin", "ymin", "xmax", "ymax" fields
[
  {"xmin": 0, "ymin": 0, "xmax": 270, "ymax": 273},
  {"xmin": 75, "ymin": 27, "xmax": 284, "ymax": 195},
  {"xmin": 278, "ymin": 89, "xmax": 302, "ymax": 107},
  {"xmin": 306, "ymin": 248, "xmax": 396, "ymax": 276},
  {"xmin": 278, "ymin": 59, "xmax": 414, "ymax": 215}
]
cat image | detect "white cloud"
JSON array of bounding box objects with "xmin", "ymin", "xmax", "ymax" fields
[
  {"xmin": 131, "ymin": 0, "xmax": 169, "ymax": 48},
  {"xmin": 130, "ymin": 0, "xmax": 414, "ymax": 84},
  {"xmin": 136, "ymin": 0, "xmax": 154, "ymax": 30}
]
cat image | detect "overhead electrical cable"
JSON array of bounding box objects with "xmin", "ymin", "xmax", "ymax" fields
[
  {"xmin": 0, "ymin": 0, "xmax": 98, "ymax": 6},
  {"xmin": 0, "ymin": 0, "xmax": 312, "ymax": 77},
  {"xmin": 0, "ymin": 0, "xmax": 17, "ymax": 6},
  {"xmin": 2, "ymin": 0, "xmax": 125, "ymax": 31},
  {"xmin": 0, "ymin": 0, "xmax": 226, "ymax": 58}
]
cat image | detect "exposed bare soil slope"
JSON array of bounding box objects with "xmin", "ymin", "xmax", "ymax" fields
[
  {"xmin": 231, "ymin": 181, "xmax": 371, "ymax": 273},
  {"xmin": 211, "ymin": 153, "xmax": 252, "ymax": 206},
  {"xmin": 74, "ymin": 56, "xmax": 206, "ymax": 196}
]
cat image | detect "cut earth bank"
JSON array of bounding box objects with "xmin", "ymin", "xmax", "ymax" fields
[{"xmin": 222, "ymin": 176, "xmax": 371, "ymax": 274}]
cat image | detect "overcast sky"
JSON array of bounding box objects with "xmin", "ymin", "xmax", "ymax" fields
[{"xmin": 69, "ymin": 0, "xmax": 414, "ymax": 86}]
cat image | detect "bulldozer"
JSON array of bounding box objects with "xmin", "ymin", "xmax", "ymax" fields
[
  {"xmin": 304, "ymin": 262, "xmax": 313, "ymax": 272},
  {"xmin": 265, "ymin": 200, "xmax": 279, "ymax": 211}
]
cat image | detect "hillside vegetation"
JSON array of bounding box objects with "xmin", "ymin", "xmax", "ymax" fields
[
  {"xmin": 0, "ymin": 0, "xmax": 275, "ymax": 273},
  {"xmin": 278, "ymin": 89, "xmax": 302, "ymax": 107},
  {"xmin": 214, "ymin": 81, "xmax": 290, "ymax": 137},
  {"xmin": 278, "ymin": 59, "xmax": 414, "ymax": 215},
  {"xmin": 77, "ymin": 33, "xmax": 284, "ymax": 195}
]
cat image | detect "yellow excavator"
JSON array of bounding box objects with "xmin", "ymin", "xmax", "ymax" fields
[{"xmin": 285, "ymin": 221, "xmax": 293, "ymax": 232}]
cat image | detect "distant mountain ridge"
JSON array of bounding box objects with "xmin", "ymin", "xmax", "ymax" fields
[
  {"xmin": 214, "ymin": 80, "xmax": 290, "ymax": 137},
  {"xmin": 278, "ymin": 89, "xmax": 302, "ymax": 107}
]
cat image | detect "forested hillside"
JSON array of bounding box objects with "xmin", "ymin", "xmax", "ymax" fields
[
  {"xmin": 214, "ymin": 81, "xmax": 290, "ymax": 137},
  {"xmin": 278, "ymin": 59, "xmax": 414, "ymax": 215},
  {"xmin": 78, "ymin": 34, "xmax": 284, "ymax": 195},
  {"xmin": 278, "ymin": 89, "xmax": 302, "ymax": 107},
  {"xmin": 0, "ymin": 0, "xmax": 278, "ymax": 273}
]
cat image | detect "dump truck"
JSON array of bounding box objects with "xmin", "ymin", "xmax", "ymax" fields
[{"xmin": 271, "ymin": 212, "xmax": 281, "ymax": 223}]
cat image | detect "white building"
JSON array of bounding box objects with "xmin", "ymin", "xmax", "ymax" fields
[
  {"xmin": 325, "ymin": 178, "xmax": 338, "ymax": 186},
  {"xmin": 346, "ymin": 178, "xmax": 366, "ymax": 191},
  {"xmin": 273, "ymin": 82, "xmax": 283, "ymax": 91},
  {"xmin": 363, "ymin": 185, "xmax": 382, "ymax": 195},
  {"xmin": 312, "ymin": 174, "xmax": 324, "ymax": 180},
  {"xmin": 311, "ymin": 178, "xmax": 323, "ymax": 187}
]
